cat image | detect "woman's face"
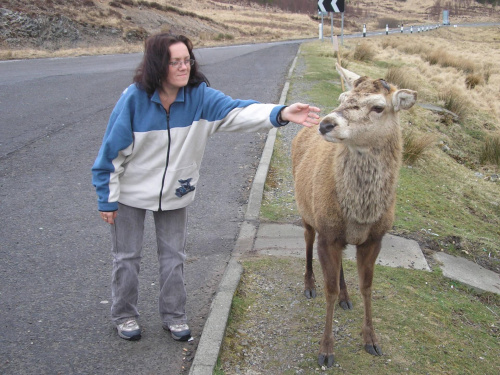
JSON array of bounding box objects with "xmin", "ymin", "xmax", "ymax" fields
[{"xmin": 165, "ymin": 42, "xmax": 191, "ymax": 91}]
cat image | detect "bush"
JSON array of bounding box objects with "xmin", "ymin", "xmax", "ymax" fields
[
  {"xmin": 385, "ymin": 66, "xmax": 419, "ymax": 91},
  {"xmin": 353, "ymin": 43, "xmax": 375, "ymax": 62},
  {"xmin": 424, "ymin": 49, "xmax": 476, "ymax": 73},
  {"xmin": 465, "ymin": 73, "xmax": 483, "ymax": 89},
  {"xmin": 123, "ymin": 27, "xmax": 148, "ymax": 42},
  {"xmin": 438, "ymin": 87, "xmax": 470, "ymax": 121},
  {"xmin": 402, "ymin": 130, "xmax": 435, "ymax": 165},
  {"xmin": 482, "ymin": 62, "xmax": 493, "ymax": 84},
  {"xmin": 214, "ymin": 33, "xmax": 234, "ymax": 41},
  {"xmin": 480, "ymin": 135, "xmax": 500, "ymax": 166},
  {"xmin": 426, "ymin": 49, "xmax": 441, "ymax": 65},
  {"xmin": 377, "ymin": 17, "xmax": 400, "ymax": 29}
]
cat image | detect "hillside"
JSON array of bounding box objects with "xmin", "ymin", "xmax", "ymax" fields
[{"xmin": 0, "ymin": 0, "xmax": 498, "ymax": 59}]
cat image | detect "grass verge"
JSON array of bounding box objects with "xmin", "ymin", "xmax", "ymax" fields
[{"xmin": 216, "ymin": 257, "xmax": 500, "ymax": 374}]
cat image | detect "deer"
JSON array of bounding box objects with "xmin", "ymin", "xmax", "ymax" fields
[{"xmin": 291, "ymin": 63, "xmax": 417, "ymax": 367}]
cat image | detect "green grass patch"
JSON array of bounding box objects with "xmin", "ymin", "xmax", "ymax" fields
[
  {"xmin": 261, "ymin": 132, "xmax": 298, "ymax": 222},
  {"xmin": 216, "ymin": 257, "xmax": 500, "ymax": 374},
  {"xmin": 395, "ymin": 153, "xmax": 500, "ymax": 265}
]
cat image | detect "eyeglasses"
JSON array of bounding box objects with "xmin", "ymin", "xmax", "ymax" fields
[{"xmin": 168, "ymin": 59, "xmax": 195, "ymax": 68}]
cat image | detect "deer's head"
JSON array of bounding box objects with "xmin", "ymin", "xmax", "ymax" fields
[{"xmin": 319, "ymin": 64, "xmax": 417, "ymax": 150}]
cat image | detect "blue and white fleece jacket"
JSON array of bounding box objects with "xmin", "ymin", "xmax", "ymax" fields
[{"xmin": 92, "ymin": 82, "xmax": 287, "ymax": 212}]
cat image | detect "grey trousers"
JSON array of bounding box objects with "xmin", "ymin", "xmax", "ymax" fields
[{"xmin": 110, "ymin": 203, "xmax": 188, "ymax": 327}]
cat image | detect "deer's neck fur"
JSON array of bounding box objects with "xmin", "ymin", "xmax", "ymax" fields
[{"xmin": 334, "ymin": 135, "xmax": 401, "ymax": 227}]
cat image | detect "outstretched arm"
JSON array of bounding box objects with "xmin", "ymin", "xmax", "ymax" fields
[{"xmin": 281, "ymin": 103, "xmax": 321, "ymax": 128}]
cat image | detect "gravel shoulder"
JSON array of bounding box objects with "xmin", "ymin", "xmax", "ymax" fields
[{"xmin": 261, "ymin": 49, "xmax": 313, "ymax": 225}]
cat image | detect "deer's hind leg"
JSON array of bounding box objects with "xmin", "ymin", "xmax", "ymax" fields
[{"xmin": 303, "ymin": 220, "xmax": 316, "ymax": 299}]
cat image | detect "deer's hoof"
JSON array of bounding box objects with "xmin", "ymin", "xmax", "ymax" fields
[
  {"xmin": 318, "ymin": 353, "xmax": 335, "ymax": 368},
  {"xmin": 364, "ymin": 344, "xmax": 383, "ymax": 356},
  {"xmin": 339, "ymin": 300, "xmax": 353, "ymax": 310},
  {"xmin": 304, "ymin": 288, "xmax": 316, "ymax": 299}
]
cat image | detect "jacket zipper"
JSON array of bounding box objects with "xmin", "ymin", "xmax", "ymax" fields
[{"xmin": 158, "ymin": 109, "xmax": 171, "ymax": 211}]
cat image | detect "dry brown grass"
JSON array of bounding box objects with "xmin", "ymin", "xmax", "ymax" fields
[
  {"xmin": 384, "ymin": 66, "xmax": 420, "ymax": 91},
  {"xmin": 480, "ymin": 134, "xmax": 500, "ymax": 166},
  {"xmin": 465, "ymin": 73, "xmax": 484, "ymax": 89},
  {"xmin": 402, "ymin": 130, "xmax": 436, "ymax": 165},
  {"xmin": 372, "ymin": 27, "xmax": 500, "ymax": 123},
  {"xmin": 425, "ymin": 49, "xmax": 477, "ymax": 73},
  {"xmin": 353, "ymin": 42, "xmax": 375, "ymax": 62},
  {"xmin": 438, "ymin": 86, "xmax": 471, "ymax": 121}
]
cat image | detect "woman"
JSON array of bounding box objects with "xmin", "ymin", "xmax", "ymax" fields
[{"xmin": 92, "ymin": 33, "xmax": 320, "ymax": 342}]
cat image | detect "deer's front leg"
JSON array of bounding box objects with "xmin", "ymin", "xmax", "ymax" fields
[
  {"xmin": 339, "ymin": 262, "xmax": 353, "ymax": 310},
  {"xmin": 303, "ymin": 221, "xmax": 316, "ymax": 299},
  {"xmin": 356, "ymin": 237, "xmax": 383, "ymax": 356},
  {"xmin": 317, "ymin": 235, "xmax": 344, "ymax": 367}
]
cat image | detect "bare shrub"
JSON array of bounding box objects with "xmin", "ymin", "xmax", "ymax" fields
[
  {"xmin": 480, "ymin": 134, "xmax": 500, "ymax": 166},
  {"xmin": 380, "ymin": 39, "xmax": 399, "ymax": 49},
  {"xmin": 426, "ymin": 49, "xmax": 441, "ymax": 65},
  {"xmin": 353, "ymin": 43, "xmax": 375, "ymax": 62},
  {"xmin": 385, "ymin": 66, "xmax": 419, "ymax": 91},
  {"xmin": 108, "ymin": 8, "xmax": 122, "ymax": 19},
  {"xmin": 424, "ymin": 49, "xmax": 476, "ymax": 73},
  {"xmin": 377, "ymin": 17, "xmax": 399, "ymax": 28},
  {"xmin": 400, "ymin": 42, "xmax": 430, "ymax": 56},
  {"xmin": 402, "ymin": 130, "xmax": 435, "ymax": 165},
  {"xmin": 214, "ymin": 33, "xmax": 234, "ymax": 41},
  {"xmin": 465, "ymin": 73, "xmax": 483, "ymax": 89},
  {"xmin": 438, "ymin": 87, "xmax": 470, "ymax": 121},
  {"xmin": 482, "ymin": 62, "xmax": 493, "ymax": 84},
  {"xmin": 123, "ymin": 27, "xmax": 148, "ymax": 42},
  {"xmin": 452, "ymin": 58, "xmax": 476, "ymax": 74}
]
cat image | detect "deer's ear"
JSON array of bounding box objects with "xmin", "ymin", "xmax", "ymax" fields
[
  {"xmin": 336, "ymin": 63, "xmax": 360, "ymax": 91},
  {"xmin": 392, "ymin": 89, "xmax": 417, "ymax": 111}
]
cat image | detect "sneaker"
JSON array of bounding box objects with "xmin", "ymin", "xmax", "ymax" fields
[
  {"xmin": 164, "ymin": 323, "xmax": 191, "ymax": 341},
  {"xmin": 117, "ymin": 319, "xmax": 141, "ymax": 341}
]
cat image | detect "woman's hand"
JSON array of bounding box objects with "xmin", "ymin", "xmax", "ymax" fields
[
  {"xmin": 281, "ymin": 103, "xmax": 321, "ymax": 128},
  {"xmin": 100, "ymin": 211, "xmax": 118, "ymax": 225}
]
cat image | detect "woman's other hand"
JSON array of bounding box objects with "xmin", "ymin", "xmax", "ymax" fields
[{"xmin": 100, "ymin": 211, "xmax": 118, "ymax": 225}]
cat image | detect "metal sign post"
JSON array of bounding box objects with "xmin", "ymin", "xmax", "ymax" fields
[
  {"xmin": 330, "ymin": 12, "xmax": 334, "ymax": 41},
  {"xmin": 319, "ymin": 11, "xmax": 325, "ymax": 41},
  {"xmin": 317, "ymin": 0, "xmax": 345, "ymax": 43},
  {"xmin": 341, "ymin": 11, "xmax": 344, "ymax": 45}
]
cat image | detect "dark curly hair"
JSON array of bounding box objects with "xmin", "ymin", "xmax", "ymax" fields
[{"xmin": 133, "ymin": 33, "xmax": 209, "ymax": 96}]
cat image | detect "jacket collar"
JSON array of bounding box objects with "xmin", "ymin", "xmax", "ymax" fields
[{"xmin": 151, "ymin": 86, "xmax": 186, "ymax": 104}]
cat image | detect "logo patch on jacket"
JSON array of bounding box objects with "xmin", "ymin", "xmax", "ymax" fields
[{"xmin": 175, "ymin": 178, "xmax": 195, "ymax": 198}]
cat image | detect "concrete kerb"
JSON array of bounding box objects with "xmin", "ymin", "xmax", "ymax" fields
[{"xmin": 188, "ymin": 51, "xmax": 301, "ymax": 375}]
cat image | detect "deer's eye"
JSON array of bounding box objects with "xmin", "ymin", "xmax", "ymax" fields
[{"xmin": 372, "ymin": 106, "xmax": 385, "ymax": 113}]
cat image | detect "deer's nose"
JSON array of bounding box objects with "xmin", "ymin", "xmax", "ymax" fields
[{"xmin": 319, "ymin": 119, "xmax": 337, "ymax": 135}]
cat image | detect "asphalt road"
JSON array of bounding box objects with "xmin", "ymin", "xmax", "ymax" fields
[{"xmin": 0, "ymin": 41, "xmax": 300, "ymax": 374}]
